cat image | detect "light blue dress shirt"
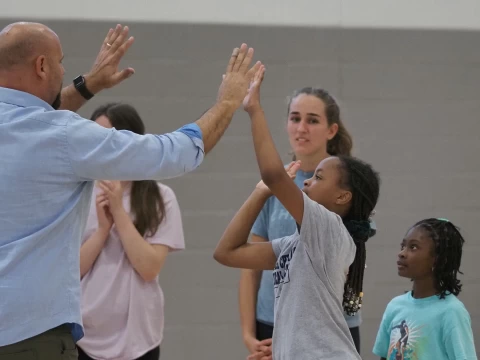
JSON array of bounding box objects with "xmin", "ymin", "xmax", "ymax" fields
[{"xmin": 0, "ymin": 87, "xmax": 204, "ymax": 346}]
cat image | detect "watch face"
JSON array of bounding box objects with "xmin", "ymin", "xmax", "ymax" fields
[
  {"xmin": 74, "ymin": 76, "xmax": 85, "ymax": 87},
  {"xmin": 73, "ymin": 75, "xmax": 94, "ymax": 100}
]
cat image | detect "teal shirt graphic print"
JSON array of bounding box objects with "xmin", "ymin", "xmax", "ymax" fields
[{"xmin": 373, "ymin": 292, "xmax": 477, "ymax": 360}]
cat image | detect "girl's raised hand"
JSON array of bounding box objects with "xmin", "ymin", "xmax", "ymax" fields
[{"xmin": 243, "ymin": 64, "xmax": 265, "ymax": 114}]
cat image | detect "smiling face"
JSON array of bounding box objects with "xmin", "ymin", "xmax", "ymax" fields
[
  {"xmin": 286, "ymin": 94, "xmax": 338, "ymax": 158},
  {"xmin": 397, "ymin": 226, "xmax": 436, "ymax": 280}
]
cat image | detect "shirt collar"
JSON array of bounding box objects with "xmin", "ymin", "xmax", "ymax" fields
[{"xmin": 0, "ymin": 86, "xmax": 54, "ymax": 111}]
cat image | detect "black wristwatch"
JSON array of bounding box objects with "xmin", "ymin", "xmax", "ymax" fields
[{"xmin": 73, "ymin": 75, "xmax": 94, "ymax": 100}]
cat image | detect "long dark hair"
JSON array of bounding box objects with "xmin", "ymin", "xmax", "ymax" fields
[
  {"xmin": 90, "ymin": 103, "xmax": 166, "ymax": 237},
  {"xmin": 288, "ymin": 87, "xmax": 353, "ymax": 157},
  {"xmin": 411, "ymin": 218, "xmax": 465, "ymax": 298},
  {"xmin": 336, "ymin": 156, "xmax": 380, "ymax": 316}
]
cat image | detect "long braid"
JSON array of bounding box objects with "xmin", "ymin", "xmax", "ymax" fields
[
  {"xmin": 343, "ymin": 223, "xmax": 370, "ymax": 315},
  {"xmin": 337, "ymin": 156, "xmax": 380, "ymax": 316}
]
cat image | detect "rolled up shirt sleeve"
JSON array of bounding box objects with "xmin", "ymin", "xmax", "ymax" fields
[{"xmin": 66, "ymin": 114, "xmax": 204, "ymax": 181}]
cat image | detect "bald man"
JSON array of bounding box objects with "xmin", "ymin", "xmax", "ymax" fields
[
  {"xmin": 0, "ymin": 22, "xmax": 136, "ymax": 112},
  {"xmin": 0, "ymin": 22, "xmax": 260, "ymax": 358}
]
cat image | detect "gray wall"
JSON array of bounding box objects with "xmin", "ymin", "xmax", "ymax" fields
[{"xmin": 3, "ymin": 19, "xmax": 479, "ymax": 359}]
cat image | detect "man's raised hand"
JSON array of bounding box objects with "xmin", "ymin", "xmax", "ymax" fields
[{"xmin": 217, "ymin": 43, "xmax": 262, "ymax": 109}]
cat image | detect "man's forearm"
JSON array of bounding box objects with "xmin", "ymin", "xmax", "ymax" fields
[
  {"xmin": 59, "ymin": 75, "xmax": 103, "ymax": 112},
  {"xmin": 195, "ymin": 101, "xmax": 238, "ymax": 154},
  {"xmin": 59, "ymin": 84, "xmax": 87, "ymax": 112}
]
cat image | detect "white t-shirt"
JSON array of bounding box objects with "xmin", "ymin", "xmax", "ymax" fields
[
  {"xmin": 78, "ymin": 182, "xmax": 185, "ymax": 360},
  {"xmin": 271, "ymin": 192, "xmax": 360, "ymax": 360}
]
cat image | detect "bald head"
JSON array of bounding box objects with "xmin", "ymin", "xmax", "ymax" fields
[
  {"xmin": 0, "ymin": 22, "xmax": 60, "ymax": 70},
  {"xmin": 0, "ymin": 22, "xmax": 65, "ymax": 109}
]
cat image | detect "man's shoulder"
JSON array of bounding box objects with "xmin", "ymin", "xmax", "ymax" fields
[
  {"xmin": 0, "ymin": 104, "xmax": 79, "ymax": 127},
  {"xmin": 0, "ymin": 105, "xmax": 85, "ymax": 135},
  {"xmin": 32, "ymin": 108, "xmax": 80, "ymax": 127}
]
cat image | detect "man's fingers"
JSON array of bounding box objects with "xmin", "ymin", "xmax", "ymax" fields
[
  {"xmin": 232, "ymin": 43, "xmax": 248, "ymax": 72},
  {"xmin": 239, "ymin": 47, "xmax": 254, "ymax": 74},
  {"xmin": 110, "ymin": 26, "xmax": 129, "ymax": 53},
  {"xmin": 226, "ymin": 47, "xmax": 240, "ymax": 74},
  {"xmin": 111, "ymin": 36, "xmax": 135, "ymax": 63},
  {"xmin": 110, "ymin": 68, "xmax": 135, "ymax": 86},
  {"xmin": 103, "ymin": 28, "xmax": 114, "ymax": 48},
  {"xmin": 106, "ymin": 24, "xmax": 122, "ymax": 48}
]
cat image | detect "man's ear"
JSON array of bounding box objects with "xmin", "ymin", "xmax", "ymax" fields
[{"xmin": 34, "ymin": 55, "xmax": 48, "ymax": 80}]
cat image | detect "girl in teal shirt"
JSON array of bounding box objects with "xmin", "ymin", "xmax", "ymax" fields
[{"xmin": 373, "ymin": 218, "xmax": 477, "ymax": 360}]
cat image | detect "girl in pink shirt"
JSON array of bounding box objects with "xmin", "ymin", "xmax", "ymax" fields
[{"xmin": 77, "ymin": 103, "xmax": 185, "ymax": 360}]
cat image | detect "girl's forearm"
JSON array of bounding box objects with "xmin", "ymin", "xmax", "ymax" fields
[
  {"xmin": 214, "ymin": 188, "xmax": 271, "ymax": 265},
  {"xmin": 248, "ymin": 108, "xmax": 288, "ymax": 185}
]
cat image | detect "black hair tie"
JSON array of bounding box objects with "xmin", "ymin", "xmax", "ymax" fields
[{"xmin": 343, "ymin": 220, "xmax": 374, "ymax": 243}]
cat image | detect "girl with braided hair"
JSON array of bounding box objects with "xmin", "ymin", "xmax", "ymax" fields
[
  {"xmin": 373, "ymin": 218, "xmax": 477, "ymax": 360},
  {"xmin": 214, "ymin": 66, "xmax": 380, "ymax": 360},
  {"xmin": 238, "ymin": 76, "xmax": 373, "ymax": 358}
]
